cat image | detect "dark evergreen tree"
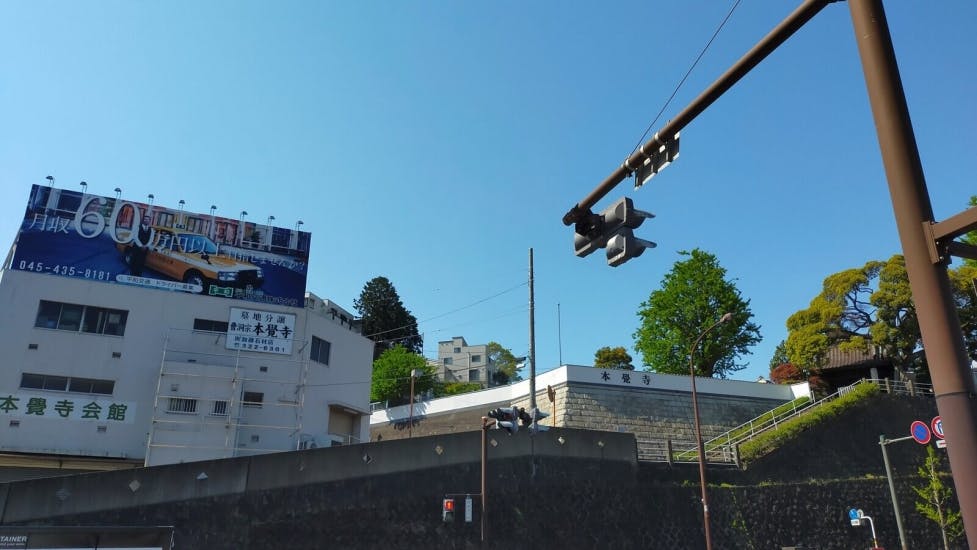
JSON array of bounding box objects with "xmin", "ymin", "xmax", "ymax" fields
[{"xmin": 354, "ymin": 276, "xmax": 423, "ymax": 360}]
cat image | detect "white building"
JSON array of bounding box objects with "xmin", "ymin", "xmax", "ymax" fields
[{"xmin": 0, "ymin": 185, "xmax": 374, "ymax": 472}]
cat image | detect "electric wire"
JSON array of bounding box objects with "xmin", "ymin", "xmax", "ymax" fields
[{"xmin": 629, "ymin": 0, "xmax": 744, "ymax": 159}]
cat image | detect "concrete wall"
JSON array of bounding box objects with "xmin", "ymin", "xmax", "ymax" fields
[{"xmin": 0, "ymin": 393, "xmax": 965, "ymax": 549}]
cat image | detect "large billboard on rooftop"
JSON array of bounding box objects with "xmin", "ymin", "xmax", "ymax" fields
[{"xmin": 9, "ymin": 184, "xmax": 310, "ymax": 307}]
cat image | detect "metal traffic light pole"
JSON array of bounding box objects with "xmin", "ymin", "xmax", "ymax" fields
[
  {"xmin": 848, "ymin": 0, "xmax": 977, "ymax": 543},
  {"xmin": 562, "ymin": 0, "xmax": 977, "ymax": 544}
]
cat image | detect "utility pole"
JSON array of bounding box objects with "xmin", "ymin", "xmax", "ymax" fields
[
  {"xmin": 528, "ymin": 248, "xmax": 537, "ymax": 411},
  {"xmin": 880, "ymin": 434, "xmax": 913, "ymax": 550}
]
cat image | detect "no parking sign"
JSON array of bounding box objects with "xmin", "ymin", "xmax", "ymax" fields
[{"xmin": 910, "ymin": 420, "xmax": 931, "ymax": 445}]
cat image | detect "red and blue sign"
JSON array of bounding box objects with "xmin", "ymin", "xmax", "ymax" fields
[
  {"xmin": 910, "ymin": 420, "xmax": 931, "ymax": 445},
  {"xmin": 11, "ymin": 185, "xmax": 310, "ymax": 307},
  {"xmin": 932, "ymin": 415, "xmax": 944, "ymax": 439}
]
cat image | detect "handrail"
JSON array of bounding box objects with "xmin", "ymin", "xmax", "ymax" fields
[{"xmin": 637, "ymin": 377, "xmax": 933, "ymax": 464}]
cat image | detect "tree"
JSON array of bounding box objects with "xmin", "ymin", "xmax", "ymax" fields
[
  {"xmin": 633, "ymin": 249, "xmax": 761, "ymax": 378},
  {"xmin": 964, "ymin": 195, "xmax": 977, "ymax": 269},
  {"xmin": 370, "ymin": 346, "xmax": 435, "ymax": 406},
  {"xmin": 785, "ymin": 255, "xmax": 977, "ymax": 382},
  {"xmin": 594, "ymin": 346, "xmax": 634, "ymax": 370},
  {"xmin": 768, "ymin": 340, "xmax": 789, "ymax": 372},
  {"xmin": 433, "ymin": 381, "xmax": 483, "ymax": 398},
  {"xmin": 354, "ymin": 276, "xmax": 423, "ymax": 360},
  {"xmin": 913, "ymin": 445, "xmax": 963, "ymax": 550},
  {"xmin": 487, "ymin": 341, "xmax": 523, "ymax": 386}
]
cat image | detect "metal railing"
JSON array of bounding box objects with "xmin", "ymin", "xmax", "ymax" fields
[{"xmin": 637, "ymin": 377, "xmax": 933, "ymax": 464}]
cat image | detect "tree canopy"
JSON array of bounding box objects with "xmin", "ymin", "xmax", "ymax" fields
[
  {"xmin": 487, "ymin": 341, "xmax": 523, "ymax": 385},
  {"xmin": 370, "ymin": 346, "xmax": 435, "ymax": 406},
  {"xmin": 633, "ymin": 249, "xmax": 761, "ymax": 378},
  {"xmin": 784, "ymin": 254, "xmax": 977, "ymax": 381},
  {"xmin": 354, "ymin": 276, "xmax": 423, "ymax": 360},
  {"xmin": 594, "ymin": 346, "xmax": 634, "ymax": 370}
]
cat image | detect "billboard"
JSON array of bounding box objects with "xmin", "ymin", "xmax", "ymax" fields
[{"xmin": 10, "ymin": 185, "xmax": 310, "ymax": 307}]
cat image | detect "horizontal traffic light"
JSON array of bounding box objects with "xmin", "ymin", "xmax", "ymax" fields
[{"xmin": 573, "ymin": 197, "xmax": 656, "ymax": 266}]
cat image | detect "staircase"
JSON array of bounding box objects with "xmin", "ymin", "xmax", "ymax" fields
[{"xmin": 637, "ymin": 377, "xmax": 933, "ymax": 464}]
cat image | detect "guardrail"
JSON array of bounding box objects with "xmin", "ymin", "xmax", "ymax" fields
[{"xmin": 637, "ymin": 377, "xmax": 933, "ymax": 464}]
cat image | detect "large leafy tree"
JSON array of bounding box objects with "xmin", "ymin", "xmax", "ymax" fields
[
  {"xmin": 594, "ymin": 346, "xmax": 634, "ymax": 370},
  {"xmin": 487, "ymin": 341, "xmax": 523, "ymax": 385},
  {"xmin": 633, "ymin": 249, "xmax": 761, "ymax": 378},
  {"xmin": 354, "ymin": 276, "xmax": 423, "ymax": 360},
  {"xmin": 785, "ymin": 255, "xmax": 977, "ymax": 380},
  {"xmin": 370, "ymin": 346, "xmax": 435, "ymax": 406},
  {"xmin": 964, "ymin": 195, "xmax": 977, "ymax": 269}
]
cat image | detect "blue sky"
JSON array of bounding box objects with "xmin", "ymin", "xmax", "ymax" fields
[{"xmin": 2, "ymin": 1, "xmax": 974, "ymax": 382}]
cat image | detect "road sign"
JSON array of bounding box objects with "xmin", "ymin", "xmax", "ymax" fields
[
  {"xmin": 932, "ymin": 415, "xmax": 944, "ymax": 439},
  {"xmin": 849, "ymin": 508, "xmax": 859, "ymax": 520},
  {"xmin": 910, "ymin": 420, "xmax": 931, "ymax": 445},
  {"xmin": 936, "ymin": 439, "xmax": 947, "ymax": 449}
]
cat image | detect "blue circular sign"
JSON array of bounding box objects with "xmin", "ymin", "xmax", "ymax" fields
[
  {"xmin": 911, "ymin": 420, "xmax": 931, "ymax": 445},
  {"xmin": 848, "ymin": 508, "xmax": 859, "ymax": 520}
]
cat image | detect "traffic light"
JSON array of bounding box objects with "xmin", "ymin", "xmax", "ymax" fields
[
  {"xmin": 606, "ymin": 228, "xmax": 657, "ymax": 267},
  {"xmin": 487, "ymin": 407, "xmax": 520, "ymax": 434},
  {"xmin": 528, "ymin": 407, "xmax": 550, "ymax": 433},
  {"xmin": 442, "ymin": 498, "xmax": 455, "ymax": 522},
  {"xmin": 573, "ymin": 197, "xmax": 655, "ymax": 266}
]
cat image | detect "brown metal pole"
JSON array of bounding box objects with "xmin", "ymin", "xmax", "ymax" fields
[
  {"xmin": 848, "ymin": 1, "xmax": 977, "ymax": 546},
  {"xmin": 481, "ymin": 418, "xmax": 489, "ymax": 545},
  {"xmin": 562, "ymin": 0, "xmax": 833, "ymax": 226}
]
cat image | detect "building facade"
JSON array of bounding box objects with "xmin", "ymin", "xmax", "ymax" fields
[{"xmin": 436, "ymin": 336, "xmax": 492, "ymax": 386}]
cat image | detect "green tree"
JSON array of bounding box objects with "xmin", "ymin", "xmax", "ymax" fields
[
  {"xmin": 354, "ymin": 276, "xmax": 423, "ymax": 360},
  {"xmin": 370, "ymin": 346, "xmax": 435, "ymax": 406},
  {"xmin": 594, "ymin": 346, "xmax": 634, "ymax": 370},
  {"xmin": 913, "ymin": 445, "xmax": 963, "ymax": 550},
  {"xmin": 487, "ymin": 342, "xmax": 523, "ymax": 385},
  {"xmin": 785, "ymin": 255, "xmax": 977, "ymax": 381},
  {"xmin": 768, "ymin": 340, "xmax": 789, "ymax": 372},
  {"xmin": 433, "ymin": 381, "xmax": 483, "ymax": 398},
  {"xmin": 964, "ymin": 195, "xmax": 977, "ymax": 269},
  {"xmin": 633, "ymin": 249, "xmax": 761, "ymax": 378}
]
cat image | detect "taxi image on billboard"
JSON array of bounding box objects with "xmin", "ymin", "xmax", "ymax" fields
[{"xmin": 118, "ymin": 227, "xmax": 264, "ymax": 294}]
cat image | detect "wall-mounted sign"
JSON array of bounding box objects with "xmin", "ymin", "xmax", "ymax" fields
[
  {"xmin": 11, "ymin": 185, "xmax": 310, "ymax": 307},
  {"xmin": 226, "ymin": 307, "xmax": 296, "ymax": 355},
  {"xmin": 0, "ymin": 393, "xmax": 136, "ymax": 424}
]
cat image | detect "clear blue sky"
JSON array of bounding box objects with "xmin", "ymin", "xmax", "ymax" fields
[{"xmin": 2, "ymin": 1, "xmax": 974, "ymax": 382}]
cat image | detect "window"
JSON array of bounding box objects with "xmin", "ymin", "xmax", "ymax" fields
[
  {"xmin": 35, "ymin": 300, "xmax": 128, "ymax": 336},
  {"xmin": 194, "ymin": 318, "xmax": 229, "ymax": 333},
  {"xmin": 471, "ymin": 354, "xmax": 481, "ymax": 363},
  {"xmin": 211, "ymin": 400, "xmax": 229, "ymax": 416},
  {"xmin": 20, "ymin": 373, "xmax": 113, "ymax": 395},
  {"xmin": 469, "ymin": 369, "xmax": 480, "ymax": 382},
  {"xmin": 310, "ymin": 336, "xmax": 331, "ymax": 366},
  {"xmin": 242, "ymin": 391, "xmax": 264, "ymax": 408},
  {"xmin": 443, "ymin": 357, "xmax": 452, "ymax": 366},
  {"xmin": 167, "ymin": 397, "xmax": 197, "ymax": 414},
  {"xmin": 453, "ymin": 347, "xmax": 461, "ymax": 353}
]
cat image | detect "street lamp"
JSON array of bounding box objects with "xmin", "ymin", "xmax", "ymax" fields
[
  {"xmin": 114, "ymin": 187, "xmax": 122, "ymax": 199},
  {"xmin": 689, "ymin": 311, "xmax": 732, "ymax": 550},
  {"xmin": 147, "ymin": 194, "xmax": 154, "ymax": 206},
  {"xmin": 79, "ymin": 181, "xmax": 87, "ymax": 193},
  {"xmin": 45, "ymin": 175, "xmax": 54, "ymax": 186}
]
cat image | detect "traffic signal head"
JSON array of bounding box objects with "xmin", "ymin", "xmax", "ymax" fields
[
  {"xmin": 487, "ymin": 407, "xmax": 520, "ymax": 434},
  {"xmin": 606, "ymin": 228, "xmax": 656, "ymax": 267},
  {"xmin": 442, "ymin": 498, "xmax": 455, "ymax": 522},
  {"xmin": 529, "ymin": 407, "xmax": 550, "ymax": 433},
  {"xmin": 573, "ymin": 197, "xmax": 655, "ymax": 266}
]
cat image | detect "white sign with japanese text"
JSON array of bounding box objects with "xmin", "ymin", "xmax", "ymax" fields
[
  {"xmin": 226, "ymin": 307, "xmax": 296, "ymax": 355},
  {"xmin": 0, "ymin": 393, "xmax": 136, "ymax": 424}
]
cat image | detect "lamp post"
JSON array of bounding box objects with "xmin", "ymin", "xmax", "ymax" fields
[
  {"xmin": 689, "ymin": 311, "xmax": 732, "ymax": 550},
  {"xmin": 79, "ymin": 181, "xmax": 87, "ymax": 193}
]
